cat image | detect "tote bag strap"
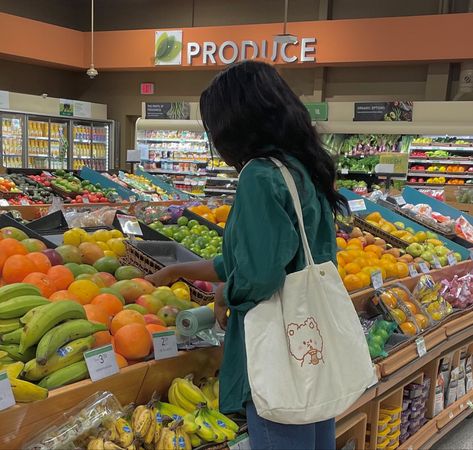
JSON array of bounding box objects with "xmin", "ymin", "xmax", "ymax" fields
[{"xmin": 269, "ymin": 158, "xmax": 315, "ymax": 267}]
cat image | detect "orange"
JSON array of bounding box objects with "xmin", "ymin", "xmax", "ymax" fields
[
  {"xmin": 404, "ymin": 301, "xmax": 418, "ymax": 315},
  {"xmin": 114, "ymin": 323, "xmax": 151, "ymax": 360},
  {"xmin": 362, "ymin": 266, "xmax": 377, "ymax": 276},
  {"xmin": 347, "ymin": 238, "xmax": 363, "ymax": 249},
  {"xmin": 0, "ymin": 238, "xmax": 28, "ymax": 258},
  {"xmin": 146, "ymin": 323, "xmax": 168, "ymax": 338},
  {"xmin": 49, "ymin": 290, "xmax": 81, "ymax": 303},
  {"xmin": 380, "ymin": 292, "xmax": 397, "ymax": 309},
  {"xmin": 47, "ymin": 266, "xmax": 75, "ymax": 290},
  {"xmin": 336, "ymin": 237, "xmax": 347, "ymax": 249},
  {"xmin": 214, "ymin": 205, "xmax": 231, "ymax": 223},
  {"xmin": 84, "ymin": 304, "xmax": 111, "ymax": 327},
  {"xmin": 93, "ymin": 330, "xmax": 112, "ymax": 348},
  {"xmin": 353, "ymin": 257, "xmax": 369, "ymax": 267},
  {"xmin": 110, "ymin": 309, "xmax": 145, "ymax": 335},
  {"xmin": 366, "ymin": 212, "xmax": 382, "ymax": 223},
  {"xmin": 364, "ymin": 245, "xmax": 383, "ymax": 258},
  {"xmin": 201, "ymin": 213, "xmax": 217, "ymax": 224},
  {"xmin": 400, "ymin": 321, "xmax": 417, "ymax": 336},
  {"xmin": 23, "ymin": 272, "xmax": 57, "ymax": 298},
  {"xmin": 3, "ymin": 255, "xmax": 37, "ymax": 284},
  {"xmin": 415, "ymin": 313, "xmax": 429, "ymax": 330},
  {"xmin": 343, "ymin": 274, "xmax": 363, "ymax": 292},
  {"xmin": 384, "ymin": 263, "xmax": 398, "ymax": 279},
  {"xmin": 396, "ymin": 262, "xmax": 409, "ymax": 278},
  {"xmin": 26, "ymin": 252, "xmax": 52, "ymax": 274},
  {"xmin": 91, "ymin": 294, "xmax": 123, "ymax": 316},
  {"xmin": 344, "ymin": 262, "xmax": 361, "ymax": 275},
  {"xmin": 357, "ymin": 272, "xmax": 371, "ymax": 288},
  {"xmin": 115, "ymin": 352, "xmax": 129, "ymax": 369},
  {"xmin": 390, "ymin": 287, "xmax": 409, "ymax": 303},
  {"xmin": 381, "ymin": 254, "xmax": 397, "ymax": 263},
  {"xmin": 68, "ymin": 280, "xmax": 100, "ymax": 305},
  {"xmin": 338, "ymin": 266, "xmax": 346, "ymax": 279}
]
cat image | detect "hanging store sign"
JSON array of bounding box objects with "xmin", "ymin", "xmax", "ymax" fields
[
  {"xmin": 354, "ymin": 102, "xmax": 413, "ymax": 122},
  {"xmin": 154, "ymin": 30, "xmax": 316, "ymax": 66},
  {"xmin": 145, "ymin": 102, "xmax": 190, "ymax": 120},
  {"xmin": 305, "ymin": 102, "xmax": 328, "ymax": 121}
]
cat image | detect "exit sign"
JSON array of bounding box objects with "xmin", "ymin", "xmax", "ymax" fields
[{"xmin": 140, "ymin": 82, "xmax": 155, "ymax": 95}]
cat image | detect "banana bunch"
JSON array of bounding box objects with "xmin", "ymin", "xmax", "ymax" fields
[
  {"xmin": 168, "ymin": 375, "xmax": 209, "ymax": 413},
  {"xmin": 2, "ymin": 360, "xmax": 48, "ymax": 402},
  {"xmin": 199, "ymin": 377, "xmax": 219, "ymax": 410},
  {"xmin": 192, "ymin": 405, "xmax": 238, "ymax": 444},
  {"xmin": 155, "ymin": 419, "xmax": 192, "ymax": 450}
]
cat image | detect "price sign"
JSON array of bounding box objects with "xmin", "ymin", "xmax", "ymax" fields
[
  {"xmin": 129, "ymin": 195, "xmax": 137, "ymax": 203},
  {"xmin": 0, "ymin": 199, "xmax": 9, "ymax": 206},
  {"xmin": 371, "ymin": 270, "xmax": 383, "ymax": 290},
  {"xmin": 348, "ymin": 199, "xmax": 366, "ymax": 213},
  {"xmin": 117, "ymin": 214, "xmax": 143, "ymax": 236},
  {"xmin": 447, "ymin": 253, "xmax": 457, "ymax": 266},
  {"xmin": 341, "ymin": 168, "xmax": 349, "ymax": 175},
  {"xmin": 43, "ymin": 171, "xmax": 52, "ymax": 177},
  {"xmin": 432, "ymin": 256, "xmax": 442, "ymax": 270},
  {"xmin": 84, "ymin": 344, "xmax": 118, "ymax": 382},
  {"xmin": 415, "ymin": 337, "xmax": 427, "ymax": 357},
  {"xmin": 20, "ymin": 199, "xmax": 29, "ymax": 206},
  {"xmin": 228, "ymin": 433, "xmax": 252, "ymax": 450},
  {"xmin": 418, "ymin": 262, "xmax": 430, "ymax": 274},
  {"xmin": 153, "ymin": 331, "xmax": 178, "ymax": 360},
  {"xmin": 0, "ymin": 372, "xmax": 15, "ymax": 411},
  {"xmin": 408, "ymin": 264, "xmax": 418, "ymax": 277},
  {"xmin": 393, "ymin": 195, "xmax": 406, "ymax": 206},
  {"xmin": 82, "ymin": 197, "xmax": 90, "ymax": 204}
]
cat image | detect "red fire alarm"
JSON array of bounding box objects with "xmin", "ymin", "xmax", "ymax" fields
[{"xmin": 140, "ymin": 82, "xmax": 155, "ymax": 95}]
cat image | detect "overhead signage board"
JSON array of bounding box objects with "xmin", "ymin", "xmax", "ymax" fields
[{"xmin": 354, "ymin": 102, "xmax": 413, "ymax": 122}]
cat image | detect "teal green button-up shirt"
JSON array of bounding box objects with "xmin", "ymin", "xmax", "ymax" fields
[{"xmin": 213, "ymin": 157, "xmax": 337, "ymax": 414}]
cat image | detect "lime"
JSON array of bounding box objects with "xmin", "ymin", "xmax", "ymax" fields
[
  {"xmin": 209, "ymin": 230, "xmax": 219, "ymax": 237},
  {"xmin": 188, "ymin": 219, "xmax": 199, "ymax": 229},
  {"xmin": 177, "ymin": 216, "xmax": 189, "ymax": 226}
]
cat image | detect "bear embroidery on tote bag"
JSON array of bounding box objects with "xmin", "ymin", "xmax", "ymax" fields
[{"xmin": 287, "ymin": 317, "xmax": 324, "ymax": 367}]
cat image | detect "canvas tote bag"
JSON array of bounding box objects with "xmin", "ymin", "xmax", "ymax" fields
[{"xmin": 244, "ymin": 158, "xmax": 376, "ymax": 424}]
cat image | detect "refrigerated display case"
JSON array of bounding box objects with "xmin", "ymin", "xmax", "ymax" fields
[
  {"xmin": 1, "ymin": 113, "xmax": 24, "ymax": 168},
  {"xmin": 0, "ymin": 111, "xmax": 114, "ymax": 171}
]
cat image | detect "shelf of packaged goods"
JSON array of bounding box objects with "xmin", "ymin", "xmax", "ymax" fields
[
  {"xmin": 156, "ymin": 159, "xmax": 208, "ymax": 164},
  {"xmin": 29, "ymin": 154, "xmax": 49, "ymax": 158},
  {"xmin": 206, "ymin": 176, "xmax": 239, "ymax": 182},
  {"xmin": 206, "ymin": 166, "xmax": 237, "ymax": 172},
  {"xmin": 410, "ymin": 145, "xmax": 473, "ymax": 151},
  {"xmin": 147, "ymin": 147, "xmax": 208, "ymax": 153},
  {"xmin": 407, "ymin": 172, "xmax": 473, "ymax": 178},
  {"xmin": 149, "ymin": 169, "xmax": 207, "ymax": 176},
  {"xmin": 28, "ymin": 136, "xmax": 50, "ymax": 141},
  {"xmin": 137, "ymin": 138, "xmax": 207, "ymax": 144},
  {"xmin": 1, "ymin": 134, "xmax": 22, "ymax": 138},
  {"xmin": 2, "ymin": 154, "xmax": 22, "ymax": 157},
  {"xmin": 204, "ymin": 187, "xmax": 237, "ymax": 194},
  {"xmin": 409, "ymin": 158, "xmax": 473, "ymax": 164},
  {"xmin": 74, "ymin": 139, "xmax": 91, "ymax": 144},
  {"xmin": 338, "ymin": 170, "xmax": 376, "ymax": 175}
]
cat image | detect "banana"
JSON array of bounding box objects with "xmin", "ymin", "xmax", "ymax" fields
[
  {"xmin": 174, "ymin": 377, "xmax": 208, "ymax": 405},
  {"xmin": 206, "ymin": 408, "xmax": 239, "ymax": 433},
  {"xmin": 115, "ymin": 417, "xmax": 135, "ymax": 447},
  {"xmin": 202, "ymin": 408, "xmax": 236, "ymax": 441},
  {"xmin": 152, "ymin": 406, "xmax": 164, "ymax": 445},
  {"xmin": 188, "ymin": 433, "xmax": 202, "ymax": 447},
  {"xmin": 20, "ymin": 300, "xmax": 86, "ymax": 352},
  {"xmin": 0, "ymin": 343, "xmax": 36, "ymax": 363},
  {"xmin": 0, "ymin": 318, "xmax": 21, "ymax": 334},
  {"xmin": 132, "ymin": 405, "xmax": 153, "ymax": 438},
  {"xmin": 36, "ymin": 319, "xmax": 106, "ymax": 365},
  {"xmin": 20, "ymin": 304, "xmax": 48, "ymax": 325},
  {"xmin": 212, "ymin": 379, "xmax": 219, "ymax": 399},
  {"xmin": 1, "ymin": 327, "xmax": 23, "ymax": 344},
  {"xmin": 193, "ymin": 411, "xmax": 217, "ymax": 442},
  {"xmin": 22, "ymin": 335, "xmax": 94, "ymax": 381},
  {"xmin": 174, "ymin": 426, "xmax": 191, "ymax": 450},
  {"xmin": 0, "ymin": 283, "xmax": 41, "ymax": 303},
  {"xmin": 10, "ymin": 377, "xmax": 48, "ymax": 402},
  {"xmin": 5, "ymin": 361, "xmax": 24, "ymax": 378},
  {"xmin": 143, "ymin": 417, "xmax": 155, "ymax": 445},
  {"xmin": 169, "ymin": 382, "xmax": 196, "ymax": 413},
  {"xmin": 156, "ymin": 427, "xmax": 177, "ymax": 450},
  {"xmin": 88, "ymin": 437, "xmax": 105, "ymax": 450},
  {"xmin": 158, "ymin": 401, "xmax": 188, "ymax": 420},
  {"xmin": 200, "ymin": 380, "xmax": 216, "ymax": 402},
  {"xmin": 103, "ymin": 418, "xmax": 120, "ymax": 442},
  {"xmin": 104, "ymin": 442, "xmax": 124, "ymax": 450},
  {"xmin": 38, "ymin": 360, "xmax": 89, "ymax": 390},
  {"xmin": 0, "ymin": 296, "xmax": 50, "ymax": 319}
]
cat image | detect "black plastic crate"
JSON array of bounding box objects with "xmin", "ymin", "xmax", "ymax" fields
[{"xmin": 0, "ymin": 214, "xmax": 56, "ymax": 248}]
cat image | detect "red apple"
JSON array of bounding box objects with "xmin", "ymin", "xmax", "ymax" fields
[
  {"xmin": 193, "ymin": 280, "xmax": 213, "ymax": 293},
  {"xmin": 144, "ymin": 313, "xmax": 166, "ymax": 327},
  {"xmin": 136, "ymin": 294, "xmax": 164, "ymax": 314}
]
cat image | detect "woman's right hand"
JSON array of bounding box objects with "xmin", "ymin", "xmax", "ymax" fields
[{"xmin": 145, "ymin": 266, "xmax": 179, "ymax": 287}]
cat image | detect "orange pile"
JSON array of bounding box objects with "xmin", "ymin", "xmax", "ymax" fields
[{"xmin": 188, "ymin": 204, "xmax": 231, "ymax": 228}]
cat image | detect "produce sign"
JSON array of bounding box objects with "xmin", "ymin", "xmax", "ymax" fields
[
  {"xmin": 354, "ymin": 102, "xmax": 413, "ymax": 122},
  {"xmin": 145, "ymin": 102, "xmax": 190, "ymax": 120}
]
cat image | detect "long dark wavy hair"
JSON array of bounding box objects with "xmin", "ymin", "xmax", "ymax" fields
[{"xmin": 200, "ymin": 61, "xmax": 346, "ymax": 214}]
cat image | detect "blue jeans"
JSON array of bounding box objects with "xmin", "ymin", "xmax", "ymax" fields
[{"xmin": 246, "ymin": 401, "xmax": 336, "ymax": 450}]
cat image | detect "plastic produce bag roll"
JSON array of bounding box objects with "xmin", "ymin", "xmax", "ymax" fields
[{"xmin": 176, "ymin": 306, "xmax": 215, "ymax": 337}]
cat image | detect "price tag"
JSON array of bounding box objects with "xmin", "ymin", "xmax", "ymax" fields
[
  {"xmin": 432, "ymin": 256, "xmax": 442, "ymax": 270},
  {"xmin": 0, "ymin": 372, "xmax": 15, "ymax": 411},
  {"xmin": 348, "ymin": 199, "xmax": 366, "ymax": 213},
  {"xmin": 418, "ymin": 262, "xmax": 430, "ymax": 274},
  {"xmin": 117, "ymin": 214, "xmax": 143, "ymax": 236},
  {"xmin": 43, "ymin": 171, "xmax": 52, "ymax": 177},
  {"xmin": 0, "ymin": 199, "xmax": 9, "ymax": 206},
  {"xmin": 371, "ymin": 270, "xmax": 383, "ymax": 290},
  {"xmin": 84, "ymin": 344, "xmax": 119, "ymax": 382},
  {"xmin": 20, "ymin": 199, "xmax": 29, "ymax": 206},
  {"xmin": 415, "ymin": 337, "xmax": 427, "ymax": 357},
  {"xmin": 153, "ymin": 331, "xmax": 178, "ymax": 360},
  {"xmin": 341, "ymin": 168, "xmax": 349, "ymax": 175},
  {"xmin": 447, "ymin": 253, "xmax": 457, "ymax": 266},
  {"xmin": 394, "ymin": 195, "xmax": 406, "ymax": 206},
  {"xmin": 449, "ymin": 412, "xmax": 454, "ymax": 419},
  {"xmin": 82, "ymin": 197, "xmax": 90, "ymax": 204},
  {"xmin": 408, "ymin": 264, "xmax": 418, "ymax": 277},
  {"xmin": 129, "ymin": 195, "xmax": 137, "ymax": 203},
  {"xmin": 228, "ymin": 433, "xmax": 252, "ymax": 450}
]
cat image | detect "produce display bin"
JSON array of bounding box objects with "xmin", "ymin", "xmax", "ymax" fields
[
  {"xmin": 136, "ymin": 168, "xmax": 191, "ymax": 200},
  {"xmin": 129, "ymin": 239, "xmax": 201, "ymax": 266},
  {"xmin": 27, "ymin": 210, "xmax": 69, "ymax": 233},
  {"xmin": 80, "ymin": 167, "xmax": 135, "ymax": 200},
  {"xmin": 183, "ymin": 208, "xmax": 224, "ymax": 236},
  {"xmin": 0, "ymin": 213, "xmax": 56, "ymax": 248}
]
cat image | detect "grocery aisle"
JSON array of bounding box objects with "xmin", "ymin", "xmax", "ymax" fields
[{"xmin": 432, "ymin": 416, "xmax": 473, "ymax": 449}]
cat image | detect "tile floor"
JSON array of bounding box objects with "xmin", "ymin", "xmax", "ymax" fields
[{"xmin": 432, "ymin": 416, "xmax": 473, "ymax": 449}]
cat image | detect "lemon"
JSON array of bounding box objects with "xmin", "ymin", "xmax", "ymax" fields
[
  {"xmin": 81, "ymin": 234, "xmax": 95, "ymax": 243},
  {"xmin": 104, "ymin": 250, "xmax": 118, "ymax": 258},
  {"xmin": 107, "ymin": 238, "xmax": 126, "ymax": 257},
  {"xmin": 110, "ymin": 229, "xmax": 124, "ymax": 238},
  {"xmin": 171, "ymin": 281, "xmax": 190, "ymax": 294},
  {"xmin": 173, "ymin": 288, "xmax": 191, "ymax": 302},
  {"xmin": 63, "ymin": 230, "xmax": 81, "ymax": 246},
  {"xmin": 96, "ymin": 241, "xmax": 110, "ymax": 251},
  {"xmin": 93, "ymin": 229, "xmax": 112, "ymax": 242}
]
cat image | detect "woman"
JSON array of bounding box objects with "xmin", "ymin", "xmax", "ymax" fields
[{"xmin": 146, "ymin": 61, "xmax": 347, "ymax": 450}]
